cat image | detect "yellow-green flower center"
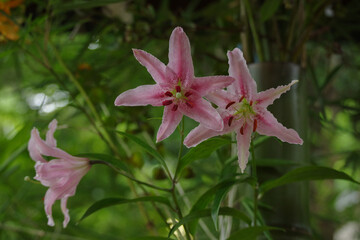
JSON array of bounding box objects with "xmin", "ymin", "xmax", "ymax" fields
[{"xmin": 233, "ymin": 98, "xmax": 256, "ymax": 120}]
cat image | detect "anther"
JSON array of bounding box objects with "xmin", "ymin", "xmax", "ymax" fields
[
  {"xmin": 172, "ymin": 104, "xmax": 178, "ymax": 111},
  {"xmin": 175, "ymin": 86, "xmax": 181, "ymax": 92},
  {"xmin": 162, "ymin": 100, "xmax": 173, "ymax": 106},
  {"xmin": 240, "ymin": 126, "xmax": 244, "ymax": 135},
  {"xmin": 225, "ymin": 101, "xmax": 235, "ymax": 109},
  {"xmin": 239, "ymin": 96, "xmax": 244, "ymax": 102},
  {"xmin": 164, "ymin": 91, "xmax": 173, "ymax": 97},
  {"xmin": 253, "ymin": 119, "xmax": 257, "ymax": 132},
  {"xmin": 184, "ymin": 92, "xmax": 192, "ymax": 97},
  {"xmin": 186, "ymin": 101, "xmax": 194, "ymax": 108},
  {"xmin": 250, "ymin": 101, "xmax": 253, "ymax": 106},
  {"xmin": 228, "ymin": 116, "xmax": 234, "ymax": 127}
]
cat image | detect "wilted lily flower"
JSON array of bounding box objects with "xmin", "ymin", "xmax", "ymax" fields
[
  {"xmin": 184, "ymin": 48, "xmax": 303, "ymax": 172},
  {"xmin": 28, "ymin": 119, "xmax": 91, "ymax": 228},
  {"xmin": 115, "ymin": 27, "xmax": 234, "ymax": 142}
]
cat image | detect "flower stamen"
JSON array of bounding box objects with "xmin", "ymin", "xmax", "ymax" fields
[
  {"xmin": 228, "ymin": 116, "xmax": 234, "ymax": 127},
  {"xmin": 172, "ymin": 104, "xmax": 178, "ymax": 111},
  {"xmin": 186, "ymin": 101, "xmax": 194, "ymax": 108},
  {"xmin": 240, "ymin": 126, "xmax": 244, "ymax": 135},
  {"xmin": 162, "ymin": 100, "xmax": 173, "ymax": 106},
  {"xmin": 239, "ymin": 96, "xmax": 244, "ymax": 102},
  {"xmin": 253, "ymin": 119, "xmax": 257, "ymax": 132},
  {"xmin": 226, "ymin": 101, "xmax": 236, "ymax": 109},
  {"xmin": 164, "ymin": 91, "xmax": 173, "ymax": 97},
  {"xmin": 184, "ymin": 91, "xmax": 192, "ymax": 97},
  {"xmin": 175, "ymin": 86, "xmax": 181, "ymax": 92}
]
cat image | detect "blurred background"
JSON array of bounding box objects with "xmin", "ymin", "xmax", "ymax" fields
[{"xmin": 0, "ymin": 0, "xmax": 360, "ymax": 239}]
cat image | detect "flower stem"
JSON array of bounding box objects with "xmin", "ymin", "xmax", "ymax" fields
[
  {"xmin": 90, "ymin": 160, "xmax": 172, "ymax": 193},
  {"xmin": 250, "ymin": 140, "xmax": 259, "ymax": 226}
]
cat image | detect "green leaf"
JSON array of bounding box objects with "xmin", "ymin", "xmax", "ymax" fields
[
  {"xmin": 188, "ymin": 178, "xmax": 253, "ymax": 234},
  {"xmin": 260, "ymin": 166, "xmax": 360, "ymax": 193},
  {"xmin": 228, "ymin": 226, "xmax": 283, "ymax": 240},
  {"xmin": 211, "ymin": 186, "xmax": 231, "ymax": 230},
  {"xmin": 77, "ymin": 153, "xmax": 130, "ymax": 173},
  {"xmin": 260, "ymin": 0, "xmax": 282, "ymax": 22},
  {"xmin": 255, "ymin": 158, "xmax": 301, "ymax": 167},
  {"xmin": 175, "ymin": 138, "xmax": 230, "ymax": 179},
  {"xmin": 168, "ymin": 207, "xmax": 251, "ymax": 238},
  {"xmin": 116, "ymin": 131, "xmax": 167, "ymax": 169},
  {"xmin": 79, "ymin": 196, "xmax": 171, "ymax": 222},
  {"xmin": 320, "ymin": 64, "xmax": 342, "ymax": 92}
]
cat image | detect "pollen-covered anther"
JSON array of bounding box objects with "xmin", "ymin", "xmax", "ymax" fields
[
  {"xmin": 184, "ymin": 92, "xmax": 192, "ymax": 97},
  {"xmin": 225, "ymin": 101, "xmax": 235, "ymax": 109},
  {"xmin": 162, "ymin": 100, "xmax": 173, "ymax": 106},
  {"xmin": 249, "ymin": 101, "xmax": 253, "ymax": 106},
  {"xmin": 172, "ymin": 104, "xmax": 178, "ymax": 111},
  {"xmin": 175, "ymin": 86, "xmax": 181, "ymax": 92},
  {"xmin": 239, "ymin": 96, "xmax": 244, "ymax": 102},
  {"xmin": 253, "ymin": 119, "xmax": 257, "ymax": 132},
  {"xmin": 164, "ymin": 91, "xmax": 173, "ymax": 97},
  {"xmin": 240, "ymin": 126, "xmax": 244, "ymax": 135},
  {"xmin": 228, "ymin": 116, "xmax": 234, "ymax": 127},
  {"xmin": 186, "ymin": 101, "xmax": 194, "ymax": 108}
]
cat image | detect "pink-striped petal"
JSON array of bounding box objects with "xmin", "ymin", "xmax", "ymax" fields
[
  {"xmin": 156, "ymin": 106, "xmax": 183, "ymax": 142},
  {"xmin": 114, "ymin": 84, "xmax": 164, "ymax": 107},
  {"xmin": 179, "ymin": 98, "xmax": 223, "ymax": 131},
  {"xmin": 236, "ymin": 123, "xmax": 252, "ymax": 173},
  {"xmin": 205, "ymin": 90, "xmax": 237, "ymax": 108},
  {"xmin": 61, "ymin": 198, "xmax": 70, "ymax": 228},
  {"xmin": 45, "ymin": 119, "xmax": 57, "ymax": 147},
  {"xmin": 29, "ymin": 129, "xmax": 81, "ymax": 162},
  {"xmin": 255, "ymin": 80, "xmax": 299, "ymax": 108},
  {"xmin": 227, "ymin": 48, "xmax": 257, "ymax": 99},
  {"xmin": 132, "ymin": 49, "xmax": 168, "ymax": 85},
  {"xmin": 191, "ymin": 76, "xmax": 234, "ymax": 96},
  {"xmin": 44, "ymin": 188, "xmax": 57, "ymax": 227},
  {"xmin": 184, "ymin": 112, "xmax": 243, "ymax": 147},
  {"xmin": 168, "ymin": 27, "xmax": 194, "ymax": 87},
  {"xmin": 256, "ymin": 110, "xmax": 303, "ymax": 145}
]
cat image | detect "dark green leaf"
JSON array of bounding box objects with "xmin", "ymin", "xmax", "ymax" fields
[
  {"xmin": 189, "ymin": 178, "xmax": 253, "ymax": 234},
  {"xmin": 260, "ymin": 166, "xmax": 360, "ymax": 193},
  {"xmin": 79, "ymin": 196, "xmax": 171, "ymax": 222},
  {"xmin": 255, "ymin": 158, "xmax": 301, "ymax": 167},
  {"xmin": 116, "ymin": 131, "xmax": 167, "ymax": 168},
  {"xmin": 175, "ymin": 138, "xmax": 230, "ymax": 179},
  {"xmin": 54, "ymin": 0, "xmax": 125, "ymax": 13},
  {"xmin": 260, "ymin": 0, "xmax": 282, "ymax": 22},
  {"xmin": 168, "ymin": 207, "xmax": 251, "ymax": 238},
  {"xmin": 320, "ymin": 64, "xmax": 342, "ymax": 92},
  {"xmin": 228, "ymin": 226, "xmax": 283, "ymax": 240}
]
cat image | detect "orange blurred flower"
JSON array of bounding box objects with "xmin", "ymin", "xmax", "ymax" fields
[{"xmin": 0, "ymin": 0, "xmax": 23, "ymax": 41}]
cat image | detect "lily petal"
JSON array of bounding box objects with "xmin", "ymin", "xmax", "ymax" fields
[
  {"xmin": 205, "ymin": 89, "xmax": 237, "ymax": 108},
  {"xmin": 44, "ymin": 188, "xmax": 57, "ymax": 227},
  {"xmin": 236, "ymin": 123, "xmax": 252, "ymax": 173},
  {"xmin": 30, "ymin": 129, "xmax": 82, "ymax": 162},
  {"xmin": 133, "ymin": 49, "xmax": 168, "ymax": 85},
  {"xmin": 179, "ymin": 98, "xmax": 223, "ymax": 131},
  {"xmin": 184, "ymin": 112, "xmax": 242, "ymax": 147},
  {"xmin": 255, "ymin": 80, "xmax": 299, "ymax": 108},
  {"xmin": 61, "ymin": 198, "xmax": 70, "ymax": 228},
  {"xmin": 256, "ymin": 110, "xmax": 303, "ymax": 145},
  {"xmin": 46, "ymin": 119, "xmax": 57, "ymax": 147},
  {"xmin": 227, "ymin": 48, "xmax": 257, "ymax": 99},
  {"xmin": 192, "ymin": 76, "xmax": 234, "ymax": 96},
  {"xmin": 168, "ymin": 27, "xmax": 194, "ymax": 86},
  {"xmin": 114, "ymin": 84, "xmax": 164, "ymax": 106},
  {"xmin": 157, "ymin": 107, "xmax": 183, "ymax": 142}
]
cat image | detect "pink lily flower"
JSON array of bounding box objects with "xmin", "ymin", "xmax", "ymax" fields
[
  {"xmin": 184, "ymin": 48, "xmax": 303, "ymax": 173},
  {"xmin": 114, "ymin": 27, "xmax": 234, "ymax": 142},
  {"xmin": 28, "ymin": 119, "xmax": 91, "ymax": 228}
]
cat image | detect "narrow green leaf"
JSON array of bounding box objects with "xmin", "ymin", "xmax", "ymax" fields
[
  {"xmin": 260, "ymin": 0, "xmax": 282, "ymax": 22},
  {"xmin": 189, "ymin": 178, "xmax": 253, "ymax": 234},
  {"xmin": 228, "ymin": 226, "xmax": 283, "ymax": 240},
  {"xmin": 116, "ymin": 131, "xmax": 166, "ymax": 168},
  {"xmin": 175, "ymin": 138, "xmax": 230, "ymax": 179},
  {"xmin": 168, "ymin": 207, "xmax": 251, "ymax": 238},
  {"xmin": 320, "ymin": 64, "xmax": 342, "ymax": 92},
  {"xmin": 79, "ymin": 196, "xmax": 171, "ymax": 222},
  {"xmin": 211, "ymin": 187, "xmax": 231, "ymax": 230},
  {"xmin": 77, "ymin": 153, "xmax": 130, "ymax": 173},
  {"xmin": 260, "ymin": 166, "xmax": 360, "ymax": 193}
]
